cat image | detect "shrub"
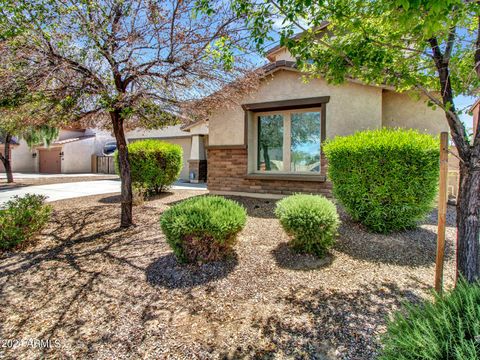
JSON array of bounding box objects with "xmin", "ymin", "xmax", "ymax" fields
[
  {"xmin": 323, "ymin": 128, "xmax": 439, "ymax": 233},
  {"xmin": 275, "ymin": 194, "xmax": 340, "ymax": 257},
  {"xmin": 115, "ymin": 139, "xmax": 182, "ymax": 195},
  {"xmin": 0, "ymin": 194, "xmax": 52, "ymax": 250},
  {"xmin": 380, "ymin": 280, "xmax": 480, "ymax": 360},
  {"xmin": 160, "ymin": 196, "xmax": 247, "ymax": 263}
]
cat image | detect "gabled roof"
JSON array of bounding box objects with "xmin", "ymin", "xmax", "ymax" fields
[
  {"xmin": 265, "ymin": 21, "xmax": 330, "ymax": 61},
  {"xmin": 181, "ymin": 119, "xmax": 208, "ymax": 131},
  {"xmin": 52, "ymin": 135, "xmax": 96, "ymax": 145},
  {"xmin": 470, "ymin": 98, "xmax": 480, "ymax": 112},
  {"xmin": 262, "ymin": 60, "xmax": 297, "ymax": 74}
]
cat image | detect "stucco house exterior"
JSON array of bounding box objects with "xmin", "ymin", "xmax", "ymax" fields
[
  {"xmin": 125, "ymin": 122, "xmax": 208, "ymax": 182},
  {"xmin": 0, "ymin": 128, "xmax": 111, "ymax": 174},
  {"xmin": 1, "ymin": 123, "xmax": 208, "ymax": 182},
  {"xmin": 205, "ymin": 46, "xmax": 448, "ymax": 198}
]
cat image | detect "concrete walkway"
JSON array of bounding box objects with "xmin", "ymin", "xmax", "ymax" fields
[
  {"xmin": 0, "ymin": 172, "xmax": 116, "ymax": 180},
  {"xmin": 0, "ymin": 180, "xmax": 207, "ymax": 206}
]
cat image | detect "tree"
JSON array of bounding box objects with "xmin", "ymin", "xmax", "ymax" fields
[
  {"xmin": 0, "ymin": 39, "xmax": 60, "ymax": 183},
  {"xmin": 198, "ymin": 0, "xmax": 480, "ymax": 281},
  {"xmin": 1, "ymin": 0, "xmax": 255, "ymax": 227}
]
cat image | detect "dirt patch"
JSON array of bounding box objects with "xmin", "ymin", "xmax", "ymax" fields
[{"xmin": 0, "ymin": 192, "xmax": 456, "ymax": 359}]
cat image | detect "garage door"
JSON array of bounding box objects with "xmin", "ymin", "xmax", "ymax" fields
[{"xmin": 39, "ymin": 148, "xmax": 61, "ymax": 173}]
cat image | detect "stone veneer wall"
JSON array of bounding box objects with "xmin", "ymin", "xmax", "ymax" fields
[{"xmin": 207, "ymin": 148, "xmax": 332, "ymax": 196}]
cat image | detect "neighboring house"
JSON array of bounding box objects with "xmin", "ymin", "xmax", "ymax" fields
[
  {"xmin": 0, "ymin": 128, "xmax": 110, "ymax": 174},
  {"xmin": 205, "ymin": 46, "xmax": 449, "ymax": 197},
  {"xmin": 1, "ymin": 123, "xmax": 208, "ymax": 182},
  {"xmin": 125, "ymin": 122, "xmax": 208, "ymax": 182}
]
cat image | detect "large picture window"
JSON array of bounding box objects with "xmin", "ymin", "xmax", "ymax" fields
[{"xmin": 255, "ymin": 108, "xmax": 321, "ymax": 174}]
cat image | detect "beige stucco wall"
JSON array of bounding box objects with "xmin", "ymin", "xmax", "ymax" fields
[
  {"xmin": 187, "ymin": 122, "xmax": 208, "ymax": 135},
  {"xmin": 61, "ymin": 138, "xmax": 96, "ymax": 173},
  {"xmin": 163, "ymin": 137, "xmax": 191, "ymax": 180},
  {"xmin": 208, "ymin": 69, "xmax": 383, "ymax": 145},
  {"xmin": 0, "ymin": 140, "xmax": 36, "ymax": 173},
  {"xmin": 382, "ymin": 90, "xmax": 449, "ymax": 134},
  {"xmin": 269, "ymin": 48, "xmax": 296, "ymax": 62}
]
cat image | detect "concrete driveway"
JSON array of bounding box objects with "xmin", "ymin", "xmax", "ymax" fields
[{"xmin": 0, "ymin": 180, "xmax": 207, "ymax": 206}]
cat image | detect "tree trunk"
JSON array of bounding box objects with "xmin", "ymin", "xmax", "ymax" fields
[
  {"xmin": 456, "ymin": 158, "xmax": 480, "ymax": 282},
  {"xmin": 110, "ymin": 110, "xmax": 134, "ymax": 227},
  {"xmin": 0, "ymin": 133, "xmax": 14, "ymax": 183}
]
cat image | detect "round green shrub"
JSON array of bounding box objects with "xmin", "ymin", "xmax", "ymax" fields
[
  {"xmin": 160, "ymin": 196, "xmax": 247, "ymax": 263},
  {"xmin": 115, "ymin": 139, "xmax": 182, "ymax": 194},
  {"xmin": 0, "ymin": 194, "xmax": 52, "ymax": 250},
  {"xmin": 275, "ymin": 194, "xmax": 340, "ymax": 257},
  {"xmin": 323, "ymin": 128, "xmax": 439, "ymax": 233},
  {"xmin": 380, "ymin": 279, "xmax": 480, "ymax": 360}
]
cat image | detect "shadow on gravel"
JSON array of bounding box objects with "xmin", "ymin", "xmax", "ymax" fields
[
  {"xmin": 223, "ymin": 196, "xmax": 278, "ymax": 219},
  {"xmin": 219, "ymin": 282, "xmax": 423, "ymax": 360},
  {"xmin": 146, "ymin": 253, "xmax": 238, "ymax": 289},
  {"xmin": 271, "ymin": 242, "xmax": 334, "ymax": 271},
  {"xmin": 98, "ymin": 191, "xmax": 178, "ymax": 205},
  {"xmin": 334, "ymin": 210, "xmax": 454, "ymax": 267},
  {"xmin": 422, "ymin": 205, "xmax": 456, "ymax": 227}
]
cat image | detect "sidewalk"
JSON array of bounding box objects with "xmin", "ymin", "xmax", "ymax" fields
[{"xmin": 0, "ymin": 180, "xmax": 207, "ymax": 206}]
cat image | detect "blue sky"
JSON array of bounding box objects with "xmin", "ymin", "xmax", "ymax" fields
[{"xmin": 456, "ymin": 95, "xmax": 476, "ymax": 130}]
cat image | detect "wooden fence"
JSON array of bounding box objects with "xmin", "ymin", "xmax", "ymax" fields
[{"xmin": 91, "ymin": 155, "xmax": 116, "ymax": 174}]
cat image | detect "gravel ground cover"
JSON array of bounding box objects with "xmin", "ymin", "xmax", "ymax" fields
[{"xmin": 0, "ymin": 191, "xmax": 456, "ymax": 359}]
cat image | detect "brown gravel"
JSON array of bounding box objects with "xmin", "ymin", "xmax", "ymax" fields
[
  {"xmin": 0, "ymin": 191, "xmax": 456, "ymax": 359},
  {"xmin": 0, "ymin": 175, "xmax": 119, "ymax": 190}
]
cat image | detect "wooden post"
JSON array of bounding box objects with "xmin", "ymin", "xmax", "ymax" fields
[{"xmin": 435, "ymin": 132, "xmax": 449, "ymax": 294}]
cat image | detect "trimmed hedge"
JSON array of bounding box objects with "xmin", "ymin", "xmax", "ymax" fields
[
  {"xmin": 380, "ymin": 279, "xmax": 480, "ymax": 360},
  {"xmin": 324, "ymin": 128, "xmax": 439, "ymax": 233},
  {"xmin": 160, "ymin": 196, "xmax": 247, "ymax": 263},
  {"xmin": 275, "ymin": 194, "xmax": 339, "ymax": 257},
  {"xmin": 115, "ymin": 139, "xmax": 182, "ymax": 194},
  {"xmin": 0, "ymin": 194, "xmax": 52, "ymax": 250}
]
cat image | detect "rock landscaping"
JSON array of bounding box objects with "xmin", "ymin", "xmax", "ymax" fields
[{"xmin": 0, "ymin": 190, "xmax": 456, "ymax": 359}]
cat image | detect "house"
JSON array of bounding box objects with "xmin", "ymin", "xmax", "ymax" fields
[
  {"xmin": 0, "ymin": 128, "xmax": 110, "ymax": 174},
  {"xmin": 1, "ymin": 123, "xmax": 208, "ymax": 182},
  {"xmin": 124, "ymin": 122, "xmax": 208, "ymax": 182},
  {"xmin": 205, "ymin": 47, "xmax": 448, "ymax": 198}
]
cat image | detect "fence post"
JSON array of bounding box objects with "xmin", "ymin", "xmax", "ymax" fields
[
  {"xmin": 91, "ymin": 155, "xmax": 97, "ymax": 173},
  {"xmin": 435, "ymin": 132, "xmax": 449, "ymax": 294}
]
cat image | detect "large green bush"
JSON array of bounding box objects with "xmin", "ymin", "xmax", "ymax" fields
[
  {"xmin": 116, "ymin": 139, "xmax": 182, "ymax": 194},
  {"xmin": 160, "ymin": 196, "xmax": 247, "ymax": 263},
  {"xmin": 275, "ymin": 194, "xmax": 340, "ymax": 257},
  {"xmin": 0, "ymin": 194, "xmax": 52, "ymax": 250},
  {"xmin": 380, "ymin": 280, "xmax": 480, "ymax": 360},
  {"xmin": 324, "ymin": 128, "xmax": 439, "ymax": 233}
]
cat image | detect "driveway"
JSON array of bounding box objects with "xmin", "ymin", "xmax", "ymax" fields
[{"xmin": 0, "ymin": 180, "xmax": 207, "ymax": 206}]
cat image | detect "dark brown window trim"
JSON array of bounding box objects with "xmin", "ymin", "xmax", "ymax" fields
[
  {"xmin": 245, "ymin": 173, "xmax": 326, "ymax": 182},
  {"xmin": 243, "ymin": 97, "xmax": 328, "ymax": 177},
  {"xmin": 242, "ymin": 96, "xmax": 330, "ymax": 112}
]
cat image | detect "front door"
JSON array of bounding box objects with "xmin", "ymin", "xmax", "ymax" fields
[{"xmin": 39, "ymin": 148, "xmax": 61, "ymax": 173}]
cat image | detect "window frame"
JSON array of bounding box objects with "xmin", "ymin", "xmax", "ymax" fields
[
  {"xmin": 254, "ymin": 107, "xmax": 323, "ymax": 174},
  {"xmin": 243, "ymin": 96, "xmax": 329, "ymax": 181}
]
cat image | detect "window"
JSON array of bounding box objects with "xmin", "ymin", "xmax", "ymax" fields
[
  {"xmin": 255, "ymin": 108, "xmax": 322, "ymax": 174},
  {"xmin": 257, "ymin": 114, "xmax": 284, "ymax": 171}
]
